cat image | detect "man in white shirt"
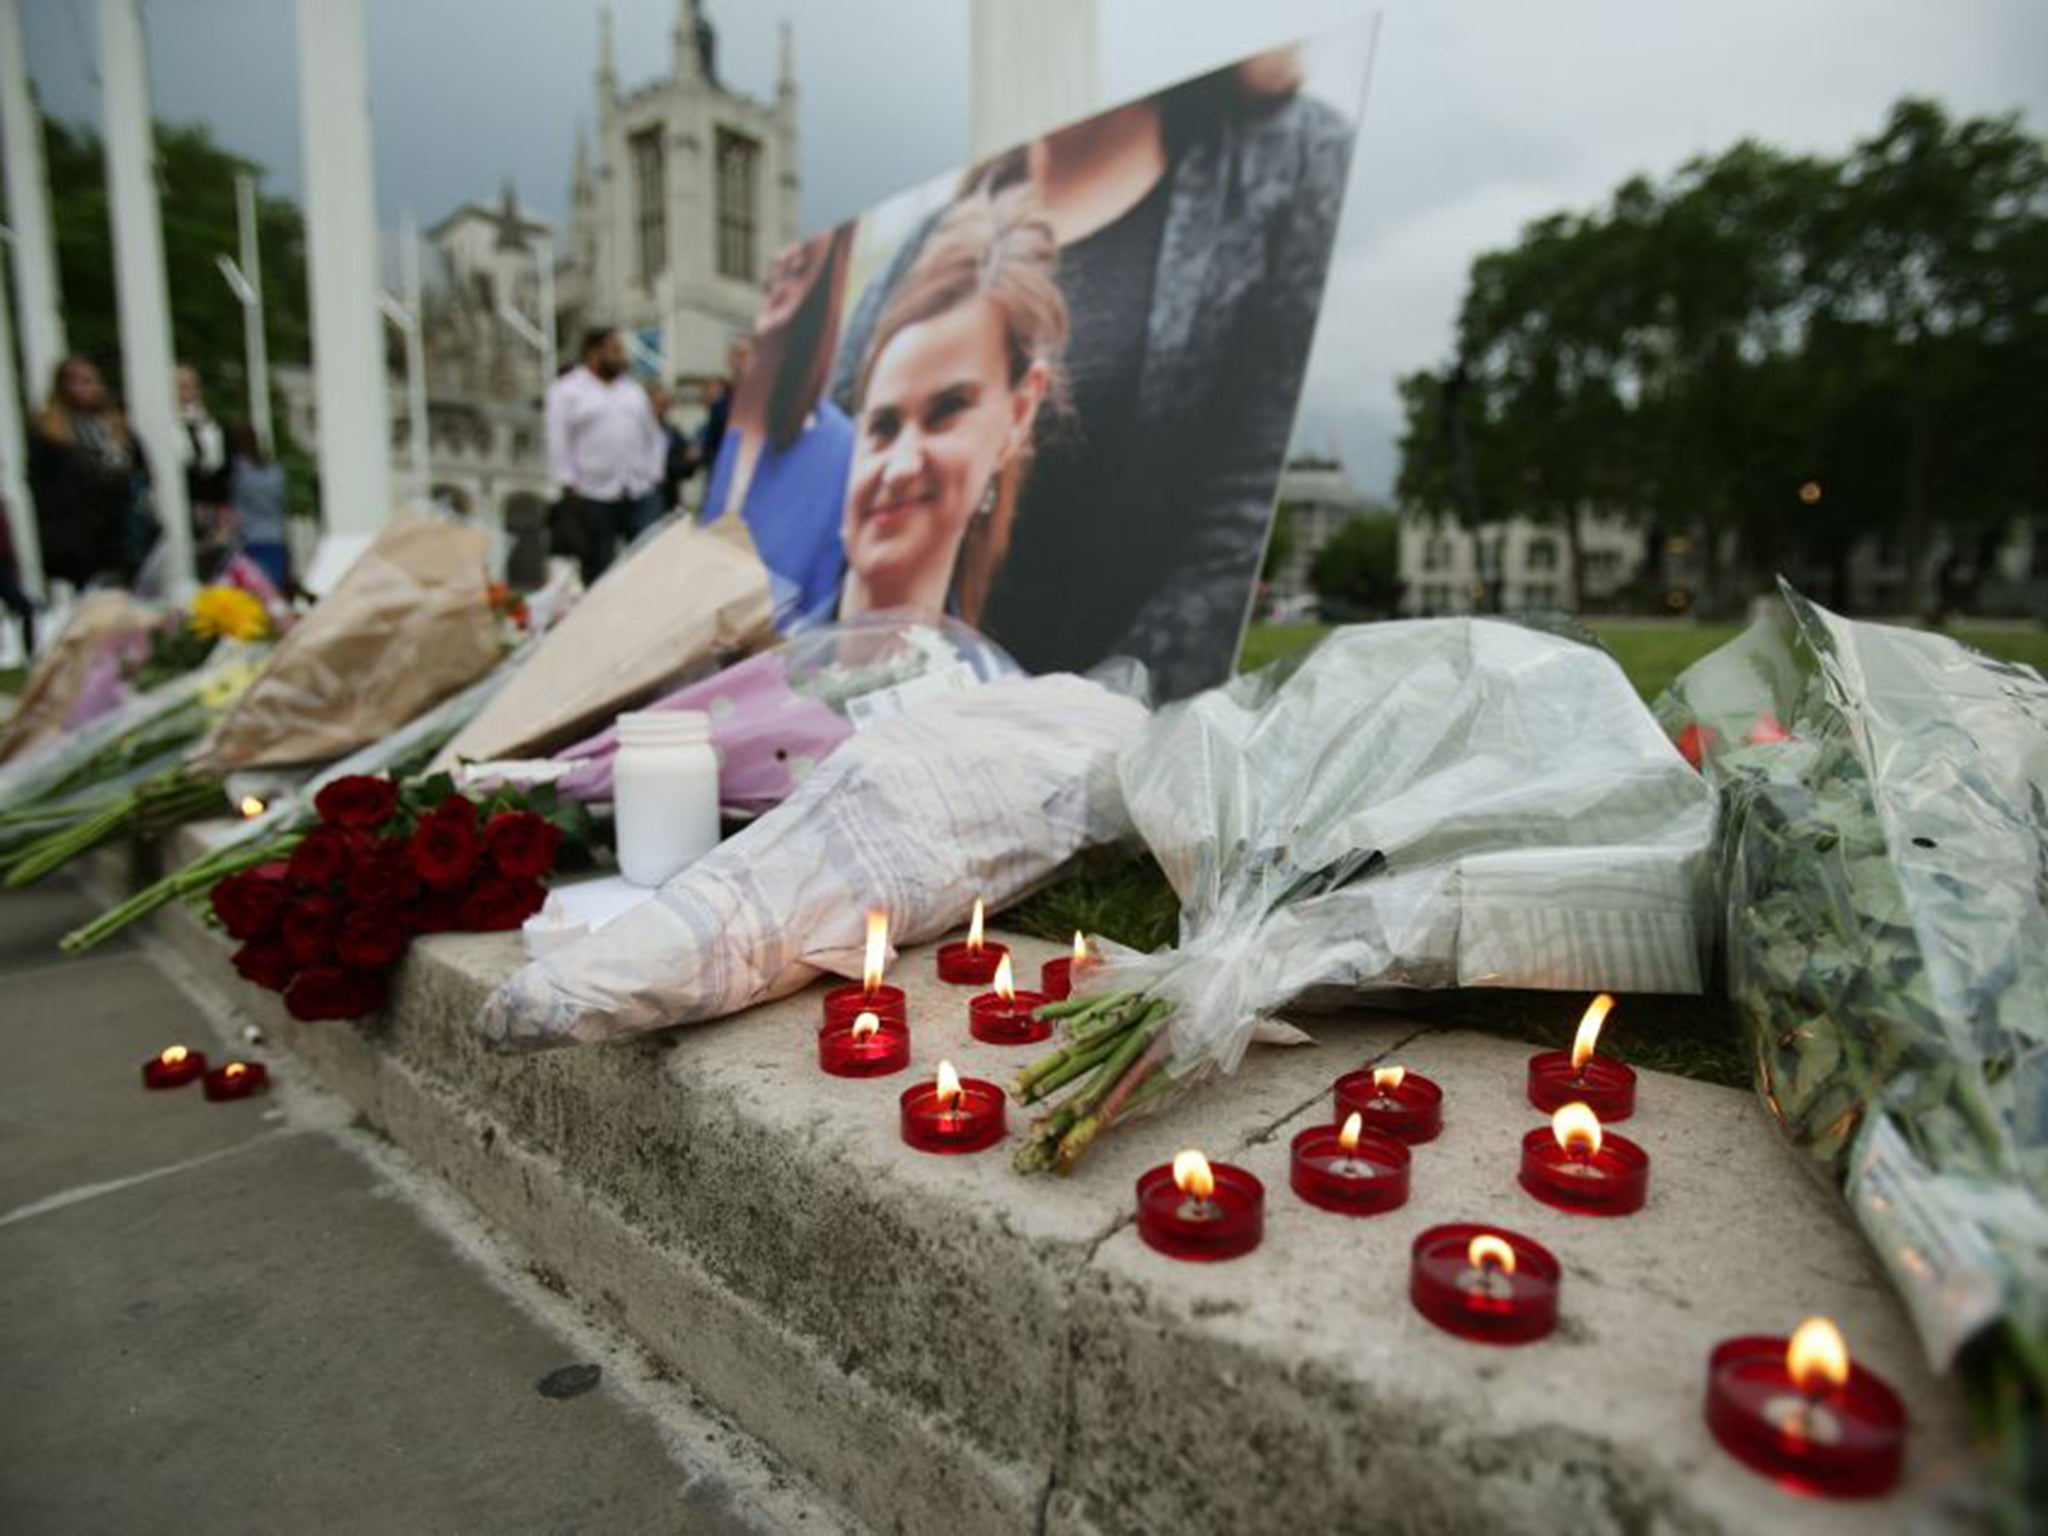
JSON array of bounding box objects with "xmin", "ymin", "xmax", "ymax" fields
[{"xmin": 544, "ymin": 327, "xmax": 665, "ymax": 582}]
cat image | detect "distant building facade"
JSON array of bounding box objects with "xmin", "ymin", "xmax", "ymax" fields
[
  {"xmin": 1269, "ymin": 455, "xmax": 1376, "ymax": 603},
  {"xmin": 1399, "ymin": 514, "xmax": 1642, "ymax": 616}
]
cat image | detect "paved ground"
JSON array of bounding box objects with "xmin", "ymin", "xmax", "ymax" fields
[{"xmin": 0, "ymin": 886, "xmax": 848, "ymax": 1536}]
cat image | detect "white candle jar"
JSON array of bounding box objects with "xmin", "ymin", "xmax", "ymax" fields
[{"xmin": 612, "ymin": 710, "xmax": 720, "ymax": 887}]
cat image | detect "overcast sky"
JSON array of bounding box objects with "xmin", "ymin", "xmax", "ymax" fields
[{"xmin": 20, "ymin": 0, "xmax": 2048, "ymax": 497}]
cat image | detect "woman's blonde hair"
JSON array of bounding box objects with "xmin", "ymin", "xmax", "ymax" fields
[
  {"xmin": 35, "ymin": 355, "xmax": 130, "ymax": 449},
  {"xmin": 856, "ymin": 189, "xmax": 1068, "ymax": 626}
]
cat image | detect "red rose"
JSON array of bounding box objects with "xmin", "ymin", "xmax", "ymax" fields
[
  {"xmin": 410, "ymin": 812, "xmax": 479, "ymax": 890},
  {"xmin": 1745, "ymin": 712, "xmax": 1794, "ymax": 745},
  {"xmin": 407, "ymin": 889, "xmax": 463, "ymax": 934},
  {"xmin": 484, "ymin": 811, "xmax": 562, "ymax": 881},
  {"xmin": 347, "ymin": 837, "xmax": 421, "ymax": 909},
  {"xmin": 1675, "ymin": 722, "xmax": 1716, "ymax": 772},
  {"xmin": 289, "ymin": 827, "xmax": 361, "ymax": 889},
  {"xmin": 284, "ymin": 966, "xmax": 388, "ymax": 1022},
  {"xmin": 456, "ymin": 877, "xmax": 543, "ymax": 932},
  {"xmin": 212, "ymin": 863, "xmax": 290, "ymax": 940},
  {"xmin": 281, "ymin": 895, "xmax": 338, "ymax": 966},
  {"xmin": 432, "ymin": 793, "xmax": 480, "ymax": 827},
  {"xmin": 231, "ymin": 939, "xmax": 296, "ymax": 993},
  {"xmin": 314, "ymin": 774, "xmax": 400, "ymax": 830},
  {"xmin": 336, "ymin": 909, "xmax": 410, "ymax": 970}
]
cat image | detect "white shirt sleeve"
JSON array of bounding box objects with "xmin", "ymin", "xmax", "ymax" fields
[{"xmin": 544, "ymin": 374, "xmax": 578, "ymax": 492}]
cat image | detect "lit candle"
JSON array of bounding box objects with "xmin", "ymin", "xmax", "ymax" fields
[
  {"xmin": 203, "ymin": 1059, "xmax": 270, "ymax": 1101},
  {"xmin": 238, "ymin": 795, "xmax": 267, "ymax": 819},
  {"xmin": 1409, "ymin": 1223, "xmax": 1560, "ymax": 1344},
  {"xmin": 1527, "ymin": 994, "xmax": 1637, "ymax": 1120},
  {"xmin": 1518, "ymin": 1102, "xmax": 1650, "ymax": 1215},
  {"xmin": 1134, "ymin": 1148, "xmax": 1264, "ymax": 1261},
  {"xmin": 1705, "ymin": 1318, "xmax": 1906, "ymax": 1499},
  {"xmin": 1332, "ymin": 1062, "xmax": 1444, "ymax": 1143},
  {"xmin": 937, "ymin": 898, "xmax": 1010, "ymax": 985},
  {"xmin": 1289, "ymin": 1110, "xmax": 1411, "ymax": 1216},
  {"xmin": 824, "ymin": 909, "xmax": 907, "ymax": 1027},
  {"xmin": 141, "ymin": 1044, "xmax": 209, "ymax": 1090},
  {"xmin": 817, "ymin": 1007, "xmax": 911, "ymax": 1078},
  {"xmin": 1040, "ymin": 931, "xmax": 1091, "ymax": 1001},
  {"xmin": 899, "ymin": 1059, "xmax": 1006, "ymax": 1154},
  {"xmin": 968, "ymin": 953, "xmax": 1053, "ymax": 1045}
]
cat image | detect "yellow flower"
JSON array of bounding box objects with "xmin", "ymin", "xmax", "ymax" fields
[
  {"xmin": 198, "ymin": 659, "xmax": 264, "ymax": 712},
  {"xmin": 190, "ymin": 586, "xmax": 270, "ymax": 642}
]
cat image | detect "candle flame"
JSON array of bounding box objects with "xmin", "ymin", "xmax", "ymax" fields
[
  {"xmin": 1072, "ymin": 931, "xmax": 1088, "ymax": 966},
  {"xmin": 1467, "ymin": 1234, "xmax": 1516, "ymax": 1275},
  {"xmin": 238, "ymin": 795, "xmax": 266, "ymax": 819},
  {"xmin": 851, "ymin": 1010, "xmax": 880, "ymax": 1043},
  {"xmin": 968, "ymin": 898, "xmax": 985, "ymax": 953},
  {"xmin": 1373, "ymin": 1064, "xmax": 1406, "ymax": 1093},
  {"xmin": 1172, "ymin": 1149, "xmax": 1215, "ymax": 1200},
  {"xmin": 224, "ymin": 1062, "xmax": 249, "ymax": 1080},
  {"xmin": 1788, "ymin": 1318, "xmax": 1850, "ymax": 1395},
  {"xmin": 862, "ymin": 910, "xmax": 889, "ymax": 993},
  {"xmin": 994, "ymin": 952, "xmax": 1015, "ymax": 1002},
  {"xmin": 1553, "ymin": 1102, "xmax": 1603, "ymax": 1158},
  {"xmin": 934, "ymin": 1060, "xmax": 962, "ymax": 1109},
  {"xmin": 1570, "ymin": 993, "xmax": 1616, "ymax": 1070},
  {"xmin": 160, "ymin": 1045, "xmax": 189, "ymax": 1066},
  {"xmin": 1338, "ymin": 1112, "xmax": 1364, "ymax": 1153}
]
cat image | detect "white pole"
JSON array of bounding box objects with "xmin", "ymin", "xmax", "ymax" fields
[
  {"xmin": 969, "ymin": 0, "xmax": 1097, "ymax": 157},
  {"xmin": 0, "ymin": 233, "xmax": 37, "ymax": 603},
  {"xmin": 294, "ymin": 0, "xmax": 392, "ymax": 535},
  {"xmin": 0, "ymin": 0, "xmax": 67, "ymax": 398},
  {"xmin": 236, "ymin": 171, "xmax": 274, "ymax": 455},
  {"xmin": 98, "ymin": 0, "xmax": 193, "ymax": 594},
  {"xmin": 400, "ymin": 209, "xmax": 427, "ymax": 501}
]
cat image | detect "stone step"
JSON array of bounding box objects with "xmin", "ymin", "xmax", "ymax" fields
[{"xmin": 78, "ymin": 833, "xmax": 1983, "ymax": 1534}]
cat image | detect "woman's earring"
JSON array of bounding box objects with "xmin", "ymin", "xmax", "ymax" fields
[{"xmin": 975, "ymin": 479, "xmax": 998, "ymax": 521}]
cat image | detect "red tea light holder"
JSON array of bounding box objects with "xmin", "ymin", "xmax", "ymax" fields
[
  {"xmin": 936, "ymin": 898, "xmax": 1008, "ymax": 985},
  {"xmin": 818, "ymin": 1009, "xmax": 911, "ymax": 1078},
  {"xmin": 824, "ymin": 908, "xmax": 908, "ymax": 1028},
  {"xmin": 1410, "ymin": 1223, "xmax": 1560, "ymax": 1345},
  {"xmin": 1040, "ymin": 932, "xmax": 1093, "ymax": 1001},
  {"xmin": 1520, "ymin": 1103, "xmax": 1649, "ymax": 1216},
  {"xmin": 1135, "ymin": 1150, "xmax": 1264, "ymax": 1261},
  {"xmin": 1705, "ymin": 1319, "xmax": 1906, "ymax": 1499},
  {"xmin": 1333, "ymin": 1063, "xmax": 1443, "ymax": 1144},
  {"xmin": 1290, "ymin": 1113, "xmax": 1410, "ymax": 1216},
  {"xmin": 968, "ymin": 953, "xmax": 1052, "ymax": 1045},
  {"xmin": 899, "ymin": 1061, "xmax": 1006, "ymax": 1154},
  {"xmin": 203, "ymin": 1059, "xmax": 270, "ymax": 1101},
  {"xmin": 1528, "ymin": 992, "xmax": 1637, "ymax": 1121},
  {"xmin": 142, "ymin": 1044, "xmax": 208, "ymax": 1090}
]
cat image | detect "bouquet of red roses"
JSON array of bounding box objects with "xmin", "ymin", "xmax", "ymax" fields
[{"xmin": 208, "ymin": 772, "xmax": 575, "ymax": 1022}]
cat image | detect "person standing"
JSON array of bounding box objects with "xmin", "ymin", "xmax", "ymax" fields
[
  {"xmin": 543, "ymin": 327, "xmax": 663, "ymax": 584},
  {"xmin": 27, "ymin": 355, "xmax": 154, "ymax": 591},
  {"xmin": 0, "ymin": 483, "xmax": 35, "ymax": 658},
  {"xmin": 177, "ymin": 363, "xmax": 232, "ymax": 576},
  {"xmin": 226, "ymin": 422, "xmax": 290, "ymax": 592},
  {"xmin": 639, "ymin": 382, "xmax": 689, "ymax": 538}
]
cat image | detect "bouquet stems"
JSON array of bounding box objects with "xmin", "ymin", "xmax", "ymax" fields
[
  {"xmin": 3, "ymin": 771, "xmax": 226, "ymax": 888},
  {"xmin": 60, "ymin": 832, "xmax": 301, "ymax": 954},
  {"xmin": 1013, "ymin": 992, "xmax": 1179, "ymax": 1176}
]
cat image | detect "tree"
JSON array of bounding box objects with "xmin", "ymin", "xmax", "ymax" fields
[
  {"xmin": 1261, "ymin": 504, "xmax": 1297, "ymax": 583},
  {"xmin": 1309, "ymin": 515, "xmax": 1400, "ymax": 617}
]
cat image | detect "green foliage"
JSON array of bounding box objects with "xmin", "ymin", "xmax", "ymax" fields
[
  {"xmin": 1261, "ymin": 504, "xmax": 1297, "ymax": 583},
  {"xmin": 1399, "ymin": 98, "xmax": 2048, "ymax": 613},
  {"xmin": 1308, "ymin": 515, "xmax": 1400, "ymax": 615}
]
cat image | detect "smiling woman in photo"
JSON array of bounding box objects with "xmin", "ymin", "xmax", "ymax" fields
[{"xmin": 838, "ymin": 192, "xmax": 1067, "ymax": 626}]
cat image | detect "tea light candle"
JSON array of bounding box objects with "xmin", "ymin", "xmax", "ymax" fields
[
  {"xmin": 936, "ymin": 898, "xmax": 1009, "ymax": 985},
  {"xmin": 1289, "ymin": 1113, "xmax": 1410, "ymax": 1215},
  {"xmin": 1040, "ymin": 932, "xmax": 1091, "ymax": 1001},
  {"xmin": 1333, "ymin": 1063, "xmax": 1444, "ymax": 1144},
  {"xmin": 1527, "ymin": 993, "xmax": 1637, "ymax": 1120},
  {"xmin": 818, "ymin": 1009, "xmax": 911, "ymax": 1078},
  {"xmin": 899, "ymin": 1061, "xmax": 1006, "ymax": 1153},
  {"xmin": 142, "ymin": 1044, "xmax": 208, "ymax": 1089},
  {"xmin": 1409, "ymin": 1223, "xmax": 1560, "ymax": 1344},
  {"xmin": 823, "ymin": 909, "xmax": 907, "ymax": 1028},
  {"xmin": 1135, "ymin": 1149, "xmax": 1264, "ymax": 1261},
  {"xmin": 1519, "ymin": 1103, "xmax": 1650, "ymax": 1216},
  {"xmin": 1705, "ymin": 1319, "xmax": 1906, "ymax": 1499},
  {"xmin": 203, "ymin": 1060, "xmax": 270, "ymax": 1101},
  {"xmin": 968, "ymin": 953, "xmax": 1052, "ymax": 1045}
]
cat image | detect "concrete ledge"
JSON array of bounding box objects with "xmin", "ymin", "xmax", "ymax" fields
[{"xmin": 81, "ymin": 834, "xmax": 1983, "ymax": 1534}]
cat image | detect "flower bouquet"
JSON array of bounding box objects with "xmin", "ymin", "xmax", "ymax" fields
[
  {"xmin": 0, "ymin": 591, "xmax": 153, "ymax": 764},
  {"xmin": 1013, "ymin": 620, "xmax": 1717, "ymax": 1174}
]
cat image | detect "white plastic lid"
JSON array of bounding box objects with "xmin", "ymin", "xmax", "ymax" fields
[{"xmin": 618, "ymin": 709, "xmax": 712, "ymax": 748}]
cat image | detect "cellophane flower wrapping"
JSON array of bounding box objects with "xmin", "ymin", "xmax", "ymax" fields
[
  {"xmin": 478, "ymin": 672, "xmax": 1146, "ymax": 1051},
  {"xmin": 550, "ymin": 614, "xmax": 1021, "ymax": 813},
  {"xmin": 1103, "ymin": 619, "xmax": 1716, "ymax": 1081},
  {"xmin": 1659, "ymin": 582, "xmax": 2048, "ymax": 1383}
]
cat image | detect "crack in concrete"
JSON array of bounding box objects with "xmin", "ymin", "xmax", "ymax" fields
[{"xmin": 1236, "ymin": 1021, "xmax": 1435, "ymax": 1150}]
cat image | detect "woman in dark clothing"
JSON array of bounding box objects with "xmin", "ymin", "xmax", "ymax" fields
[
  {"xmin": 27, "ymin": 356, "xmax": 153, "ymax": 590},
  {"xmin": 832, "ymin": 50, "xmax": 1355, "ymax": 699}
]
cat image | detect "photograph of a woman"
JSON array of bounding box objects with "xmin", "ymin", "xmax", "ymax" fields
[
  {"xmin": 704, "ymin": 223, "xmax": 856, "ymax": 625},
  {"xmin": 838, "ymin": 191, "xmax": 1065, "ymax": 626}
]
